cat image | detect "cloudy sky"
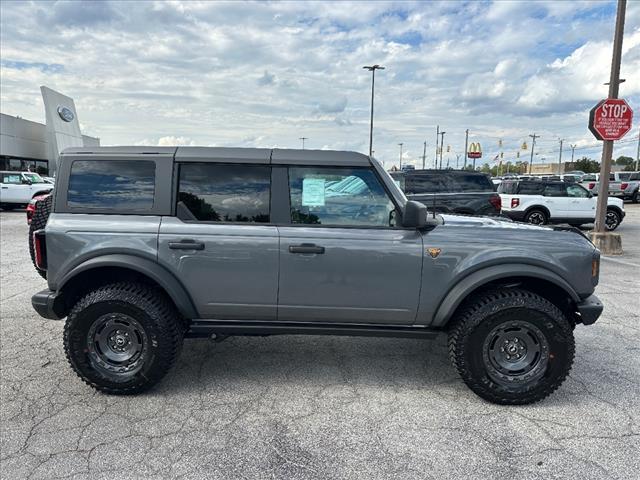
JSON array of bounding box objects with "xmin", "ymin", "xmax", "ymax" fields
[{"xmin": 1, "ymin": 0, "xmax": 639, "ymax": 168}]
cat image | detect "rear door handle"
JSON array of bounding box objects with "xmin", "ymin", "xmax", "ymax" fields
[
  {"xmin": 289, "ymin": 243, "xmax": 325, "ymax": 254},
  {"xmin": 169, "ymin": 240, "xmax": 205, "ymax": 250}
]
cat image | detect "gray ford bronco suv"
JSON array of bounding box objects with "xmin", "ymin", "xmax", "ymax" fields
[{"xmin": 32, "ymin": 146, "xmax": 603, "ymax": 404}]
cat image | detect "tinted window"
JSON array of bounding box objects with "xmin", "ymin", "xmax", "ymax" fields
[
  {"xmin": 517, "ymin": 182, "xmax": 545, "ymax": 195},
  {"xmin": 497, "ymin": 181, "xmax": 517, "ymax": 194},
  {"xmin": 567, "ymin": 184, "xmax": 589, "ymax": 198},
  {"xmin": 405, "ymin": 175, "xmax": 451, "ymax": 194},
  {"xmin": 68, "ymin": 161, "xmax": 155, "ymax": 209},
  {"xmin": 179, "ymin": 164, "xmax": 270, "ymax": 222},
  {"xmin": 543, "ymin": 183, "xmax": 566, "ymax": 197},
  {"xmin": 289, "ymin": 167, "xmax": 396, "ymax": 227},
  {"xmin": 450, "ymin": 174, "xmax": 494, "ymax": 192}
]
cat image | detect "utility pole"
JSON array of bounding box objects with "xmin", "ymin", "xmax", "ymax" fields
[
  {"xmin": 528, "ymin": 133, "xmax": 539, "ymax": 174},
  {"xmin": 595, "ymin": 0, "xmax": 626, "ymax": 234},
  {"xmin": 636, "ymin": 127, "xmax": 639, "ymax": 171},
  {"xmin": 363, "ymin": 65, "xmax": 385, "ymax": 157},
  {"xmin": 398, "ymin": 143, "xmax": 403, "ymax": 170},
  {"xmin": 463, "ymin": 129, "xmax": 469, "ymax": 169},
  {"xmin": 558, "ymin": 139, "xmax": 564, "ymax": 174},
  {"xmin": 439, "ymin": 131, "xmax": 446, "ymax": 170},
  {"xmin": 570, "ymin": 144, "xmax": 577, "ymax": 163},
  {"xmin": 434, "ymin": 125, "xmax": 439, "ymax": 168},
  {"xmin": 422, "ymin": 141, "xmax": 427, "ymax": 169},
  {"xmin": 299, "ymin": 137, "xmax": 308, "ymax": 150}
]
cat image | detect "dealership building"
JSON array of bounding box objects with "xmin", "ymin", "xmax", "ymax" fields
[{"xmin": 0, "ymin": 87, "xmax": 99, "ymax": 176}]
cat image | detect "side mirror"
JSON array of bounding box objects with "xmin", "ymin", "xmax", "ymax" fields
[
  {"xmin": 402, "ymin": 200, "xmax": 428, "ymax": 228},
  {"xmin": 23, "ymin": 179, "xmax": 32, "ymax": 185}
]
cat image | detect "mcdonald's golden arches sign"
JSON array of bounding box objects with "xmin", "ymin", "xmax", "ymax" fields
[{"xmin": 467, "ymin": 142, "xmax": 482, "ymax": 159}]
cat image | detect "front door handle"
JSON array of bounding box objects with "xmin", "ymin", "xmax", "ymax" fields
[
  {"xmin": 169, "ymin": 240, "xmax": 205, "ymax": 250},
  {"xmin": 289, "ymin": 243, "xmax": 325, "ymax": 254}
]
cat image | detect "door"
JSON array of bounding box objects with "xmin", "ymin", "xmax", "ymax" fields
[
  {"xmin": 278, "ymin": 166, "xmax": 423, "ymax": 325},
  {"xmin": 566, "ymin": 183, "xmax": 595, "ymax": 220},
  {"xmin": 541, "ymin": 183, "xmax": 568, "ymax": 219},
  {"xmin": 158, "ymin": 163, "xmax": 279, "ymax": 320}
]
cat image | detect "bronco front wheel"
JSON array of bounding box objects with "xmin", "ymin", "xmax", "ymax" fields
[{"xmin": 448, "ymin": 289, "xmax": 575, "ymax": 405}]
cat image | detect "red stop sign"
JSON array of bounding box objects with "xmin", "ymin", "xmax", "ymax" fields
[{"xmin": 589, "ymin": 98, "xmax": 633, "ymax": 141}]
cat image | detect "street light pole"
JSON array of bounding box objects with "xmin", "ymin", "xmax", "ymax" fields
[
  {"xmin": 434, "ymin": 125, "xmax": 439, "ymax": 168},
  {"xmin": 571, "ymin": 144, "xmax": 577, "ymax": 163},
  {"xmin": 398, "ymin": 143, "xmax": 403, "ymax": 169},
  {"xmin": 299, "ymin": 137, "xmax": 308, "ymax": 150},
  {"xmin": 528, "ymin": 133, "xmax": 539, "ymax": 174},
  {"xmin": 595, "ymin": 0, "xmax": 627, "ymax": 234},
  {"xmin": 439, "ymin": 131, "xmax": 446, "ymax": 169},
  {"xmin": 363, "ymin": 65, "xmax": 385, "ymax": 157}
]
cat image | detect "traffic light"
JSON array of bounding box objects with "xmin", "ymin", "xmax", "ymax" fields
[
  {"xmin": 446, "ymin": 145, "xmax": 451, "ymax": 152},
  {"xmin": 521, "ymin": 141, "xmax": 528, "ymax": 150},
  {"xmin": 516, "ymin": 151, "xmax": 520, "ymax": 158},
  {"xmin": 500, "ymin": 152, "xmax": 504, "ymax": 159},
  {"xmin": 498, "ymin": 139, "xmax": 503, "ymax": 148}
]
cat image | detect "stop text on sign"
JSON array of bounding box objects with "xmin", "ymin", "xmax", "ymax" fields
[{"xmin": 589, "ymin": 98, "xmax": 634, "ymax": 141}]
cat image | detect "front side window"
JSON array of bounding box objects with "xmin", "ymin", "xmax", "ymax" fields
[
  {"xmin": 2, "ymin": 174, "xmax": 22, "ymax": 184},
  {"xmin": 451, "ymin": 174, "xmax": 494, "ymax": 192},
  {"xmin": 405, "ymin": 175, "xmax": 451, "ymax": 194},
  {"xmin": 23, "ymin": 173, "xmax": 45, "ymax": 184},
  {"xmin": 178, "ymin": 163, "xmax": 270, "ymax": 222},
  {"xmin": 567, "ymin": 184, "xmax": 589, "ymax": 198},
  {"xmin": 68, "ymin": 160, "xmax": 155, "ymax": 209},
  {"xmin": 289, "ymin": 167, "xmax": 396, "ymax": 227}
]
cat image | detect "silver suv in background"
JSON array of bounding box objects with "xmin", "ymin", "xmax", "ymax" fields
[{"xmin": 31, "ymin": 147, "xmax": 603, "ymax": 405}]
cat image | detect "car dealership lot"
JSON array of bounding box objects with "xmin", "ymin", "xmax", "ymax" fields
[{"xmin": 1, "ymin": 208, "xmax": 638, "ymax": 479}]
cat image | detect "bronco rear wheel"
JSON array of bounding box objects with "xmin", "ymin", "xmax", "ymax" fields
[
  {"xmin": 524, "ymin": 209, "xmax": 547, "ymax": 226},
  {"xmin": 64, "ymin": 282, "xmax": 183, "ymax": 394},
  {"xmin": 448, "ymin": 289, "xmax": 574, "ymax": 405}
]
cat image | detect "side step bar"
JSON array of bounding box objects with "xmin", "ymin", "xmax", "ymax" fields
[{"xmin": 186, "ymin": 320, "xmax": 441, "ymax": 339}]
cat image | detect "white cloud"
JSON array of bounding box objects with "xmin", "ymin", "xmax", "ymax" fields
[{"xmin": 0, "ymin": 0, "xmax": 638, "ymax": 167}]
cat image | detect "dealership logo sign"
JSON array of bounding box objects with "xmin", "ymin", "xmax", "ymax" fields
[
  {"xmin": 57, "ymin": 105, "xmax": 75, "ymax": 122},
  {"xmin": 467, "ymin": 142, "xmax": 482, "ymax": 159}
]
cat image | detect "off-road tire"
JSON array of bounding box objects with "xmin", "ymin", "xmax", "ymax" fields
[
  {"xmin": 631, "ymin": 190, "xmax": 638, "ymax": 204},
  {"xmin": 524, "ymin": 209, "xmax": 548, "ymax": 226},
  {"xmin": 28, "ymin": 194, "xmax": 52, "ymax": 279},
  {"xmin": 448, "ymin": 289, "xmax": 575, "ymax": 405},
  {"xmin": 64, "ymin": 282, "xmax": 183, "ymax": 394}
]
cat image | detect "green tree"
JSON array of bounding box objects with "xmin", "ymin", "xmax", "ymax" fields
[
  {"xmin": 614, "ymin": 155, "xmax": 633, "ymax": 166},
  {"xmin": 573, "ymin": 157, "xmax": 600, "ymax": 173}
]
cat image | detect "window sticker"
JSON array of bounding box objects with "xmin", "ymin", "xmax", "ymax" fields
[{"xmin": 302, "ymin": 178, "xmax": 326, "ymax": 206}]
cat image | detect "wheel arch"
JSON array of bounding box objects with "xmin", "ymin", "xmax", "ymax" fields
[
  {"xmin": 523, "ymin": 204, "xmax": 550, "ymax": 220},
  {"xmin": 431, "ymin": 264, "xmax": 580, "ymax": 328},
  {"xmin": 56, "ymin": 254, "xmax": 198, "ymax": 319}
]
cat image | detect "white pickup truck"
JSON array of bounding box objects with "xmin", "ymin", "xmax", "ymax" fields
[
  {"xmin": 585, "ymin": 171, "xmax": 639, "ymax": 203},
  {"xmin": 0, "ymin": 171, "xmax": 54, "ymax": 209}
]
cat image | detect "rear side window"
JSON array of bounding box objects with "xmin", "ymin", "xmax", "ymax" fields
[
  {"xmin": 405, "ymin": 175, "xmax": 451, "ymax": 194},
  {"xmin": 517, "ymin": 182, "xmax": 545, "ymax": 195},
  {"xmin": 178, "ymin": 163, "xmax": 270, "ymax": 223},
  {"xmin": 543, "ymin": 184, "xmax": 566, "ymax": 197},
  {"xmin": 450, "ymin": 174, "xmax": 494, "ymax": 192},
  {"xmin": 2, "ymin": 173, "xmax": 22, "ymax": 184},
  {"xmin": 68, "ymin": 160, "xmax": 155, "ymax": 209}
]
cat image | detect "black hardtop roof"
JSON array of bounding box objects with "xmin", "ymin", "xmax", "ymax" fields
[{"xmin": 61, "ymin": 146, "xmax": 371, "ymax": 167}]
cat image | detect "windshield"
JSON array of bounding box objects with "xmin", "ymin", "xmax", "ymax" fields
[{"xmin": 23, "ymin": 173, "xmax": 45, "ymax": 183}]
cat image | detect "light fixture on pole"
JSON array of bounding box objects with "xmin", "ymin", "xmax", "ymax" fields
[{"xmin": 363, "ymin": 65, "xmax": 385, "ymax": 157}]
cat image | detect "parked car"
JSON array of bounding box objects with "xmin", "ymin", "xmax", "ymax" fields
[
  {"xmin": 32, "ymin": 146, "xmax": 604, "ymax": 405},
  {"xmin": 588, "ymin": 172, "xmax": 640, "ymax": 202},
  {"xmin": 498, "ymin": 180, "xmax": 624, "ymax": 230},
  {"xmin": 0, "ymin": 171, "xmax": 54, "ymax": 209},
  {"xmin": 390, "ymin": 169, "xmax": 501, "ymax": 216}
]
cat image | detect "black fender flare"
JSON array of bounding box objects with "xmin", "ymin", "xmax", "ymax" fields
[
  {"xmin": 431, "ymin": 264, "xmax": 580, "ymax": 327},
  {"xmin": 58, "ymin": 254, "xmax": 198, "ymax": 319}
]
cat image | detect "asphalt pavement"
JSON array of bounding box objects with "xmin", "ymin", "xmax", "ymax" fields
[{"xmin": 1, "ymin": 206, "xmax": 638, "ymax": 479}]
